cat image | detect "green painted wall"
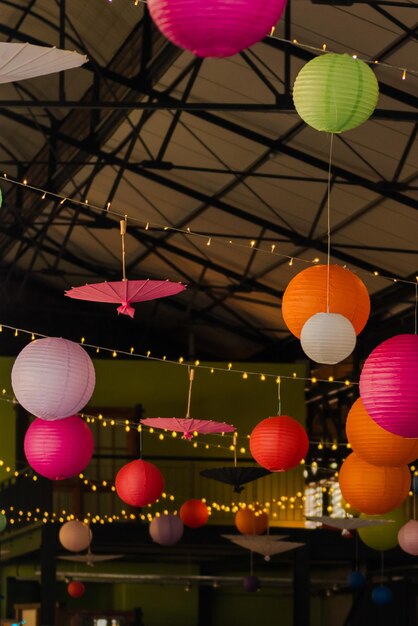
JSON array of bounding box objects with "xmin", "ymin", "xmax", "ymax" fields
[{"xmin": 0, "ymin": 357, "xmax": 16, "ymax": 471}]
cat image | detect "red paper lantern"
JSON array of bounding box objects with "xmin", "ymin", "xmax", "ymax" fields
[
  {"xmin": 67, "ymin": 581, "xmax": 85, "ymax": 598},
  {"xmin": 249, "ymin": 416, "xmax": 309, "ymax": 471},
  {"xmin": 115, "ymin": 459, "xmax": 164, "ymax": 507},
  {"xmin": 180, "ymin": 499, "xmax": 209, "ymax": 528}
]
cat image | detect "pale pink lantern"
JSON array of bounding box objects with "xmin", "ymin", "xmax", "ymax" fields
[
  {"xmin": 147, "ymin": 0, "xmax": 288, "ymax": 58},
  {"xmin": 59, "ymin": 520, "xmax": 92, "ymax": 552},
  {"xmin": 149, "ymin": 514, "xmax": 184, "ymax": 546},
  {"xmin": 24, "ymin": 415, "xmax": 94, "ymax": 480},
  {"xmin": 398, "ymin": 520, "xmax": 418, "ymax": 556},
  {"xmin": 360, "ymin": 334, "xmax": 418, "ymax": 438},
  {"xmin": 12, "ymin": 337, "xmax": 95, "ymax": 420}
]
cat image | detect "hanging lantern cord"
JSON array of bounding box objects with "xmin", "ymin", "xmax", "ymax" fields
[
  {"xmin": 186, "ymin": 367, "xmax": 195, "ymax": 418},
  {"xmin": 120, "ymin": 216, "xmax": 128, "ymax": 282},
  {"xmin": 233, "ymin": 432, "xmax": 237, "ymax": 467},
  {"xmin": 326, "ymin": 134, "xmax": 334, "ymax": 313},
  {"xmin": 277, "ymin": 377, "xmax": 282, "ymax": 415}
]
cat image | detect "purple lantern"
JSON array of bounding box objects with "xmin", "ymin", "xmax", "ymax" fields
[
  {"xmin": 398, "ymin": 520, "xmax": 418, "ymax": 556},
  {"xmin": 24, "ymin": 415, "xmax": 94, "ymax": 480},
  {"xmin": 12, "ymin": 337, "xmax": 95, "ymax": 420},
  {"xmin": 243, "ymin": 575, "xmax": 260, "ymax": 593},
  {"xmin": 149, "ymin": 514, "xmax": 184, "ymax": 546},
  {"xmin": 147, "ymin": 0, "xmax": 288, "ymax": 58},
  {"xmin": 360, "ymin": 334, "xmax": 418, "ymax": 437}
]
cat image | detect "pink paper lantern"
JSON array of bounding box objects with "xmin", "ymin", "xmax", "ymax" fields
[
  {"xmin": 24, "ymin": 415, "xmax": 94, "ymax": 480},
  {"xmin": 12, "ymin": 337, "xmax": 95, "ymax": 420},
  {"xmin": 147, "ymin": 0, "xmax": 288, "ymax": 58},
  {"xmin": 360, "ymin": 334, "xmax": 418, "ymax": 437},
  {"xmin": 398, "ymin": 520, "xmax": 418, "ymax": 556},
  {"xmin": 149, "ymin": 514, "xmax": 184, "ymax": 546}
]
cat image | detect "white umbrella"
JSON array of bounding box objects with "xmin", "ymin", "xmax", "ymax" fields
[
  {"xmin": 0, "ymin": 42, "xmax": 87, "ymax": 83},
  {"xmin": 58, "ymin": 553, "xmax": 123, "ymax": 567},
  {"xmin": 306, "ymin": 516, "xmax": 395, "ymax": 530},
  {"xmin": 222, "ymin": 535, "xmax": 304, "ymax": 561}
]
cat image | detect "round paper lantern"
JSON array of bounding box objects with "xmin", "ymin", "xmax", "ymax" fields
[
  {"xmin": 235, "ymin": 508, "xmax": 268, "ymax": 535},
  {"xmin": 147, "ymin": 0, "xmax": 287, "ymax": 58},
  {"xmin": 59, "ymin": 520, "xmax": 92, "ymax": 552},
  {"xmin": 149, "ymin": 514, "xmax": 184, "ymax": 546},
  {"xmin": 12, "ymin": 337, "xmax": 95, "ymax": 420},
  {"xmin": 67, "ymin": 581, "xmax": 85, "ymax": 599},
  {"xmin": 398, "ymin": 520, "xmax": 418, "ymax": 556},
  {"xmin": 348, "ymin": 571, "xmax": 366, "ymax": 590},
  {"xmin": 243, "ymin": 576, "xmax": 260, "ymax": 593},
  {"xmin": 372, "ymin": 585, "xmax": 392, "ymax": 606},
  {"xmin": 300, "ymin": 312, "xmax": 356, "ymax": 364},
  {"xmin": 250, "ymin": 415, "xmax": 309, "ymax": 471},
  {"xmin": 358, "ymin": 507, "xmax": 406, "ymax": 551},
  {"xmin": 293, "ymin": 53, "xmax": 379, "ymax": 133},
  {"xmin": 338, "ymin": 453, "xmax": 410, "ymax": 515},
  {"xmin": 360, "ymin": 334, "xmax": 418, "ymax": 438},
  {"xmin": 24, "ymin": 415, "xmax": 94, "ymax": 480},
  {"xmin": 180, "ymin": 499, "xmax": 209, "ymax": 528},
  {"xmin": 115, "ymin": 459, "xmax": 164, "ymax": 507},
  {"xmin": 0, "ymin": 514, "xmax": 7, "ymax": 533},
  {"xmin": 346, "ymin": 398, "xmax": 418, "ymax": 467},
  {"xmin": 282, "ymin": 265, "xmax": 370, "ymax": 339}
]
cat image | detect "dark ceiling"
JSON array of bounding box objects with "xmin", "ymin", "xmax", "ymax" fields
[{"xmin": 0, "ymin": 0, "xmax": 416, "ymax": 364}]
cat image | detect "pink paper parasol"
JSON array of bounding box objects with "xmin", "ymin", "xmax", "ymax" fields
[
  {"xmin": 141, "ymin": 369, "xmax": 235, "ymax": 438},
  {"xmin": 65, "ymin": 279, "xmax": 186, "ymax": 318},
  {"xmin": 65, "ymin": 219, "xmax": 186, "ymax": 317}
]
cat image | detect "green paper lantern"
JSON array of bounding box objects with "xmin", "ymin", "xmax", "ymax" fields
[
  {"xmin": 358, "ymin": 507, "xmax": 406, "ymax": 551},
  {"xmin": 293, "ymin": 53, "xmax": 379, "ymax": 133}
]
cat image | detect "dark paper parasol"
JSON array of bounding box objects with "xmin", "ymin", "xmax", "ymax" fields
[{"xmin": 200, "ymin": 467, "xmax": 271, "ymax": 493}]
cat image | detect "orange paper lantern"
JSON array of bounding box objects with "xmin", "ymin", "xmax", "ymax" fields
[
  {"xmin": 338, "ymin": 453, "xmax": 410, "ymax": 515},
  {"xmin": 346, "ymin": 398, "xmax": 418, "ymax": 466},
  {"xmin": 67, "ymin": 581, "xmax": 85, "ymax": 599},
  {"xmin": 282, "ymin": 265, "xmax": 370, "ymax": 338},
  {"xmin": 235, "ymin": 507, "xmax": 268, "ymax": 535}
]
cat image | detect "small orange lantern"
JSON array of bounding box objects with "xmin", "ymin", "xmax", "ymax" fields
[
  {"xmin": 346, "ymin": 398, "xmax": 418, "ymax": 466},
  {"xmin": 338, "ymin": 453, "xmax": 410, "ymax": 515},
  {"xmin": 180, "ymin": 499, "xmax": 209, "ymax": 528},
  {"xmin": 235, "ymin": 507, "xmax": 268, "ymax": 535},
  {"xmin": 282, "ymin": 265, "xmax": 370, "ymax": 338}
]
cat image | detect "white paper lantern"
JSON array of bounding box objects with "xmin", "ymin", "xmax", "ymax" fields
[
  {"xmin": 59, "ymin": 520, "xmax": 92, "ymax": 552},
  {"xmin": 149, "ymin": 514, "xmax": 184, "ymax": 546},
  {"xmin": 398, "ymin": 520, "xmax": 418, "ymax": 556},
  {"xmin": 300, "ymin": 312, "xmax": 356, "ymax": 364},
  {"xmin": 11, "ymin": 337, "xmax": 95, "ymax": 420}
]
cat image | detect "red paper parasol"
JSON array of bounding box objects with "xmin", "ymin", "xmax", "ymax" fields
[
  {"xmin": 65, "ymin": 219, "xmax": 186, "ymax": 317},
  {"xmin": 65, "ymin": 279, "xmax": 186, "ymax": 318},
  {"xmin": 141, "ymin": 369, "xmax": 235, "ymax": 439}
]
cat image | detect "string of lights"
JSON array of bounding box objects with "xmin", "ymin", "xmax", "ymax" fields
[
  {"xmin": 0, "ymin": 321, "xmax": 359, "ymax": 386},
  {"xmin": 1, "ymin": 174, "xmax": 417, "ymax": 289},
  {"xmin": 110, "ymin": 0, "xmax": 418, "ymax": 78}
]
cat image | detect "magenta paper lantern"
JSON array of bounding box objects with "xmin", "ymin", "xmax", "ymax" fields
[
  {"xmin": 147, "ymin": 0, "xmax": 288, "ymax": 58},
  {"xmin": 59, "ymin": 520, "xmax": 92, "ymax": 552},
  {"xmin": 149, "ymin": 514, "xmax": 184, "ymax": 546},
  {"xmin": 398, "ymin": 520, "xmax": 418, "ymax": 556},
  {"xmin": 24, "ymin": 415, "xmax": 94, "ymax": 480},
  {"xmin": 360, "ymin": 334, "xmax": 418, "ymax": 437},
  {"xmin": 12, "ymin": 337, "xmax": 95, "ymax": 420}
]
